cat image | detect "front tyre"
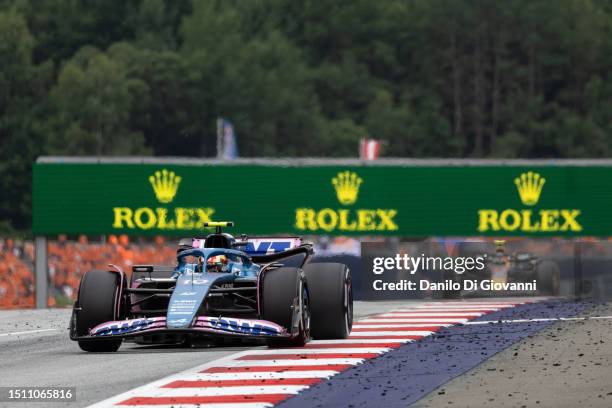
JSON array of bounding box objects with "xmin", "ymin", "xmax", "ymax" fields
[
  {"xmin": 74, "ymin": 270, "xmax": 123, "ymax": 352},
  {"xmin": 304, "ymin": 263, "xmax": 353, "ymax": 339},
  {"xmin": 262, "ymin": 267, "xmax": 310, "ymax": 347}
]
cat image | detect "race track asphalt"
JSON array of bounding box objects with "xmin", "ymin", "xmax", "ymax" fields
[
  {"xmin": 0, "ymin": 298, "xmax": 607, "ymax": 408},
  {"xmin": 0, "ymin": 301, "xmax": 413, "ymax": 408}
]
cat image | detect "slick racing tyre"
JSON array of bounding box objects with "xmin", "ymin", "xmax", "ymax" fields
[
  {"xmin": 304, "ymin": 263, "xmax": 353, "ymax": 339},
  {"xmin": 75, "ymin": 270, "xmax": 123, "ymax": 352},
  {"xmin": 535, "ymin": 260, "xmax": 561, "ymax": 296},
  {"xmin": 262, "ymin": 267, "xmax": 311, "ymax": 347}
]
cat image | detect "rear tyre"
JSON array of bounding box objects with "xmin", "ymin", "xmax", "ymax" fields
[
  {"xmin": 262, "ymin": 267, "xmax": 310, "ymax": 347},
  {"xmin": 75, "ymin": 270, "xmax": 123, "ymax": 352},
  {"xmin": 536, "ymin": 261, "xmax": 561, "ymax": 296},
  {"xmin": 304, "ymin": 263, "xmax": 352, "ymax": 339}
]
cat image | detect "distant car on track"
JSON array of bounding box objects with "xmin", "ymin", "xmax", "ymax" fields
[
  {"xmin": 69, "ymin": 222, "xmax": 352, "ymax": 352},
  {"xmin": 444, "ymin": 240, "xmax": 560, "ymax": 298}
]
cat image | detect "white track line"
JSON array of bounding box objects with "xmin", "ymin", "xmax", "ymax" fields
[
  {"xmin": 135, "ymin": 385, "xmax": 309, "ymax": 397},
  {"xmin": 208, "ymin": 358, "xmax": 368, "ymax": 366},
  {"xmin": 309, "ymin": 338, "xmax": 414, "ymax": 344},
  {"xmin": 349, "ymin": 330, "xmax": 434, "ymax": 337},
  {"xmin": 464, "ymin": 315, "xmax": 612, "ymax": 325},
  {"xmin": 413, "ymin": 302, "xmax": 524, "ymax": 306},
  {"xmin": 0, "ymin": 328, "xmax": 58, "ymax": 337},
  {"xmin": 356, "ymin": 320, "xmax": 454, "ymax": 326},
  {"xmin": 385, "ymin": 310, "xmax": 489, "ymax": 313},
  {"xmin": 386, "ymin": 312, "xmax": 485, "ymax": 317},
  {"xmin": 413, "ymin": 305, "xmax": 514, "ymax": 309},
  {"xmin": 175, "ymin": 372, "xmax": 340, "ymax": 381},
  {"xmin": 247, "ymin": 347, "xmax": 390, "ymax": 355},
  {"xmin": 352, "ymin": 324, "xmax": 451, "ymax": 329},
  {"xmin": 372, "ymin": 317, "xmax": 469, "ymax": 323}
]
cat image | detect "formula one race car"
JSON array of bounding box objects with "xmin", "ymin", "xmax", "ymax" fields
[
  {"xmin": 443, "ymin": 240, "xmax": 560, "ymax": 298},
  {"xmin": 69, "ymin": 222, "xmax": 352, "ymax": 352}
]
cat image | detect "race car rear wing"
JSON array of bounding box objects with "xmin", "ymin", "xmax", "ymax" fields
[
  {"xmin": 250, "ymin": 242, "xmax": 313, "ymax": 264},
  {"xmin": 234, "ymin": 237, "xmax": 303, "ymax": 255},
  {"xmin": 182, "ymin": 237, "xmax": 303, "ymax": 255},
  {"xmin": 178, "ymin": 236, "xmax": 312, "ymax": 266}
]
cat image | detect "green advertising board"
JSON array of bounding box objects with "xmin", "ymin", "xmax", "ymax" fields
[{"xmin": 32, "ymin": 160, "xmax": 612, "ymax": 236}]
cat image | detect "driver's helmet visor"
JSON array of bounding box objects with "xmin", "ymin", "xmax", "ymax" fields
[{"xmin": 205, "ymin": 255, "xmax": 229, "ymax": 272}]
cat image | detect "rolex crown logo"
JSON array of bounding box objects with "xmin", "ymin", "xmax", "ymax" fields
[
  {"xmin": 332, "ymin": 171, "xmax": 362, "ymax": 205},
  {"xmin": 149, "ymin": 169, "xmax": 181, "ymax": 203},
  {"xmin": 514, "ymin": 171, "xmax": 545, "ymax": 206}
]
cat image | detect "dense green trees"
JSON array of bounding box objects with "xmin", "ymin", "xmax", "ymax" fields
[{"xmin": 1, "ymin": 0, "xmax": 612, "ymax": 232}]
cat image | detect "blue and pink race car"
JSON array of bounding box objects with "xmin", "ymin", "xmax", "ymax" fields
[{"xmin": 69, "ymin": 222, "xmax": 353, "ymax": 352}]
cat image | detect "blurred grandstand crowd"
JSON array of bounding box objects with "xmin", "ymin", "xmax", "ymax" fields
[
  {"xmin": 2, "ymin": 235, "xmax": 611, "ymax": 309},
  {"xmin": 0, "ymin": 238, "xmax": 34, "ymax": 308},
  {"xmin": 0, "ymin": 235, "xmax": 362, "ymax": 309},
  {"xmin": 1, "ymin": 235, "xmax": 177, "ymax": 308}
]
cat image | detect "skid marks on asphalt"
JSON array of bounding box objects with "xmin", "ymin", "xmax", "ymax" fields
[{"xmin": 88, "ymin": 300, "xmax": 532, "ymax": 408}]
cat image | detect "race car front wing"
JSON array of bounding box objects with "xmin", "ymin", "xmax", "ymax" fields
[{"xmin": 73, "ymin": 316, "xmax": 290, "ymax": 340}]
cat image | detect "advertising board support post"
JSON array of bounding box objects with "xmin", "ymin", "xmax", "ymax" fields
[
  {"xmin": 34, "ymin": 236, "xmax": 48, "ymax": 309},
  {"xmin": 574, "ymin": 238, "xmax": 582, "ymax": 300}
]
